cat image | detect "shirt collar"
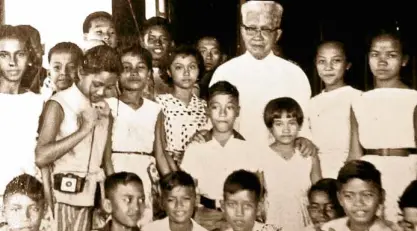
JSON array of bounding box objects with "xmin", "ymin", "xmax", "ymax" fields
[
  {"xmin": 101, "ymin": 220, "xmax": 140, "ymax": 231},
  {"xmin": 203, "ymin": 129, "xmax": 245, "ymax": 142},
  {"xmin": 244, "ymin": 50, "xmax": 276, "ymax": 62}
]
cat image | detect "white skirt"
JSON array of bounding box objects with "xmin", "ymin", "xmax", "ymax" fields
[{"xmin": 361, "ymin": 155, "xmax": 417, "ymax": 223}]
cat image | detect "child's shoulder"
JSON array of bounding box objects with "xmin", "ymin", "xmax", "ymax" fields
[
  {"xmin": 141, "ymin": 217, "xmax": 169, "ymax": 231},
  {"xmin": 253, "ymin": 222, "xmax": 282, "ymax": 231},
  {"xmin": 321, "ymin": 217, "xmax": 348, "ymax": 231}
]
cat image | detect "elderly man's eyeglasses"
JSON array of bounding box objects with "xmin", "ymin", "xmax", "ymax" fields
[{"xmin": 241, "ymin": 24, "xmax": 279, "ymax": 36}]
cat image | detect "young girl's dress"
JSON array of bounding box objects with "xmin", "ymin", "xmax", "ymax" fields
[
  {"xmin": 309, "ymin": 86, "xmax": 362, "ymax": 178},
  {"xmin": 156, "ymin": 94, "xmax": 207, "ymax": 164},
  {"xmin": 106, "ymin": 97, "xmax": 161, "ymax": 224},
  {"xmin": 352, "ymin": 88, "xmax": 417, "ymax": 223},
  {"xmin": 262, "ymin": 148, "xmax": 312, "ymax": 231}
]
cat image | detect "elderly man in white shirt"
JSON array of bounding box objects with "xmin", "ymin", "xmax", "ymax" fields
[{"xmin": 207, "ymin": 0, "xmax": 315, "ymax": 153}]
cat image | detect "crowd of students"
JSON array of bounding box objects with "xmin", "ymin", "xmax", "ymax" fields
[{"xmin": 1, "ymin": 0, "xmax": 417, "ymax": 231}]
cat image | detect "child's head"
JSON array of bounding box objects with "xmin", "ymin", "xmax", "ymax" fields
[
  {"xmin": 47, "ymin": 42, "xmax": 83, "ymax": 91},
  {"xmin": 3, "ymin": 174, "xmax": 45, "ymax": 231},
  {"xmin": 337, "ymin": 160, "xmax": 384, "ymax": 227},
  {"xmin": 141, "ymin": 17, "xmax": 173, "ymax": 65},
  {"xmin": 398, "ymin": 180, "xmax": 417, "ymax": 230},
  {"xmin": 315, "ymin": 40, "xmax": 351, "ymax": 90},
  {"xmin": 83, "ymin": 11, "xmax": 117, "ymax": 48},
  {"xmin": 196, "ymin": 36, "xmax": 224, "ymax": 72},
  {"xmin": 222, "ymin": 170, "xmax": 262, "ymax": 231},
  {"xmin": 119, "ymin": 44, "xmax": 152, "ymax": 93},
  {"xmin": 307, "ymin": 178, "xmax": 345, "ymax": 228},
  {"xmin": 0, "ymin": 25, "xmax": 33, "ymax": 84},
  {"xmin": 103, "ymin": 172, "xmax": 145, "ymax": 229},
  {"xmin": 263, "ymin": 97, "xmax": 303, "ymax": 145},
  {"xmin": 207, "ymin": 81, "xmax": 240, "ymax": 133},
  {"xmin": 78, "ymin": 45, "xmax": 122, "ymax": 102},
  {"xmin": 160, "ymin": 171, "xmax": 196, "ymax": 224},
  {"xmin": 166, "ymin": 45, "xmax": 204, "ymax": 90},
  {"xmin": 368, "ymin": 29, "xmax": 408, "ymax": 82}
]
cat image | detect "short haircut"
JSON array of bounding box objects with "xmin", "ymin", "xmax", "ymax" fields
[
  {"xmin": 368, "ymin": 28, "xmax": 408, "ymax": 55},
  {"xmin": 398, "ymin": 180, "xmax": 417, "ymax": 210},
  {"xmin": 263, "ymin": 97, "xmax": 304, "ymax": 128},
  {"xmin": 81, "ymin": 44, "xmax": 123, "ymax": 75},
  {"xmin": 16, "ymin": 25, "xmax": 41, "ymax": 45},
  {"xmin": 223, "ymin": 169, "xmax": 262, "ymax": 202},
  {"xmin": 83, "ymin": 11, "xmax": 114, "ymax": 33},
  {"xmin": 337, "ymin": 160, "xmax": 383, "ymax": 193},
  {"xmin": 0, "ymin": 25, "xmax": 34, "ymax": 63},
  {"xmin": 308, "ymin": 178, "xmax": 345, "ymax": 217},
  {"xmin": 120, "ymin": 44, "xmax": 153, "ymax": 70},
  {"xmin": 208, "ymin": 81, "xmax": 239, "ymax": 103},
  {"xmin": 141, "ymin": 16, "xmax": 172, "ymax": 38},
  {"xmin": 196, "ymin": 36, "xmax": 223, "ymax": 53},
  {"xmin": 104, "ymin": 172, "xmax": 143, "ymax": 199},
  {"xmin": 3, "ymin": 174, "xmax": 44, "ymax": 203},
  {"xmin": 241, "ymin": 1, "xmax": 283, "ymax": 27},
  {"xmin": 166, "ymin": 45, "xmax": 205, "ymax": 84},
  {"xmin": 48, "ymin": 42, "xmax": 84, "ymax": 64},
  {"xmin": 160, "ymin": 171, "xmax": 195, "ymax": 194}
]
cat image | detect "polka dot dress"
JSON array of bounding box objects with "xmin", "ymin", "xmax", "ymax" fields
[{"xmin": 156, "ymin": 94, "xmax": 207, "ymax": 163}]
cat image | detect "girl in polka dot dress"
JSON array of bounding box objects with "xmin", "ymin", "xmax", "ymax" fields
[{"xmin": 155, "ymin": 45, "xmax": 208, "ymax": 173}]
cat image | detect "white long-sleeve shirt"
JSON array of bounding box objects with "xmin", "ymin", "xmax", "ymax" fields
[{"xmin": 209, "ymin": 51, "xmax": 312, "ymax": 146}]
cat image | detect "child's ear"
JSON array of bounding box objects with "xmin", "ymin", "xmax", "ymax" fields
[
  {"xmin": 102, "ymin": 198, "xmax": 112, "ymax": 214},
  {"xmin": 402, "ymin": 54, "xmax": 409, "ymax": 67},
  {"xmin": 221, "ymin": 54, "xmax": 228, "ymax": 64},
  {"xmin": 346, "ymin": 62, "xmax": 352, "ymax": 71},
  {"xmin": 83, "ymin": 33, "xmax": 89, "ymax": 41},
  {"xmin": 336, "ymin": 192, "xmax": 344, "ymax": 207},
  {"xmin": 220, "ymin": 200, "xmax": 225, "ymax": 212},
  {"xmin": 236, "ymin": 105, "xmax": 241, "ymax": 118},
  {"xmin": 380, "ymin": 189, "xmax": 386, "ymax": 205}
]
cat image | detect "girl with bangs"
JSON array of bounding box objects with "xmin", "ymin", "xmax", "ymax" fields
[{"xmin": 260, "ymin": 97, "xmax": 322, "ymax": 231}]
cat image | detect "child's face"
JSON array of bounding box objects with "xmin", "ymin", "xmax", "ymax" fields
[
  {"xmin": 84, "ymin": 18, "xmax": 117, "ymax": 48},
  {"xmin": 197, "ymin": 38, "xmax": 222, "ymax": 71},
  {"xmin": 0, "ymin": 38, "xmax": 29, "ymax": 83},
  {"xmin": 270, "ymin": 112, "xmax": 299, "ymax": 145},
  {"xmin": 399, "ymin": 208, "xmax": 417, "ymax": 231},
  {"xmin": 163, "ymin": 186, "xmax": 196, "ymax": 224},
  {"xmin": 308, "ymin": 191, "xmax": 338, "ymax": 228},
  {"xmin": 143, "ymin": 26, "xmax": 171, "ymax": 62},
  {"xmin": 78, "ymin": 70, "xmax": 118, "ymax": 103},
  {"xmin": 337, "ymin": 179, "xmax": 381, "ymax": 226},
  {"xmin": 222, "ymin": 190, "xmax": 258, "ymax": 231},
  {"xmin": 368, "ymin": 35, "xmax": 407, "ymax": 81},
  {"xmin": 107, "ymin": 182, "xmax": 145, "ymax": 228},
  {"xmin": 49, "ymin": 52, "xmax": 78, "ymax": 91},
  {"xmin": 169, "ymin": 55, "xmax": 199, "ymax": 90},
  {"xmin": 4, "ymin": 193, "xmax": 45, "ymax": 231},
  {"xmin": 120, "ymin": 52, "xmax": 150, "ymax": 92},
  {"xmin": 208, "ymin": 94, "xmax": 239, "ymax": 133},
  {"xmin": 316, "ymin": 42, "xmax": 350, "ymax": 89}
]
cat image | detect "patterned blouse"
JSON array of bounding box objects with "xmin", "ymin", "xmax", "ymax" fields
[{"xmin": 156, "ymin": 94, "xmax": 207, "ymax": 163}]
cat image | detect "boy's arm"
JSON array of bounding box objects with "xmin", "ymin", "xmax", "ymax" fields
[
  {"xmin": 40, "ymin": 166, "xmax": 54, "ymax": 217},
  {"xmin": 310, "ymin": 154, "xmax": 322, "ymax": 184},
  {"xmin": 154, "ymin": 112, "xmax": 175, "ymax": 176},
  {"xmin": 35, "ymin": 100, "xmax": 96, "ymax": 168},
  {"xmin": 347, "ymin": 107, "xmax": 363, "ymax": 161},
  {"xmin": 103, "ymin": 115, "xmax": 114, "ymax": 176}
]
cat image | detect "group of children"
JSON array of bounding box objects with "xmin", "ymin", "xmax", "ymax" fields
[{"xmin": 0, "ymin": 5, "xmax": 417, "ymax": 231}]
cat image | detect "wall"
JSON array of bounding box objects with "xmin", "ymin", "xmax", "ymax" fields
[{"xmin": 4, "ymin": 0, "xmax": 112, "ymax": 68}]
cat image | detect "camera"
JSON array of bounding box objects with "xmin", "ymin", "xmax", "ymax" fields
[{"xmin": 53, "ymin": 173, "xmax": 86, "ymax": 193}]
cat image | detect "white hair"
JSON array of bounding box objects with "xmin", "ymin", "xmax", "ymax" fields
[{"xmin": 241, "ymin": 1, "xmax": 283, "ymax": 27}]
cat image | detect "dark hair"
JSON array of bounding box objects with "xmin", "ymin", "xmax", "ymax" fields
[
  {"xmin": 120, "ymin": 44, "xmax": 153, "ymax": 70},
  {"xmin": 81, "ymin": 45, "xmax": 123, "ymax": 75},
  {"xmin": 208, "ymin": 81, "xmax": 239, "ymax": 103},
  {"xmin": 196, "ymin": 36, "xmax": 223, "ymax": 53},
  {"xmin": 165, "ymin": 45, "xmax": 205, "ymax": 85},
  {"xmin": 263, "ymin": 97, "xmax": 304, "ymax": 128},
  {"xmin": 104, "ymin": 172, "xmax": 143, "ymax": 199},
  {"xmin": 398, "ymin": 180, "xmax": 417, "ymax": 210},
  {"xmin": 83, "ymin": 11, "xmax": 114, "ymax": 33},
  {"xmin": 223, "ymin": 170, "xmax": 262, "ymax": 202},
  {"xmin": 141, "ymin": 16, "xmax": 172, "ymax": 39},
  {"xmin": 368, "ymin": 28, "xmax": 407, "ymax": 55},
  {"xmin": 48, "ymin": 42, "xmax": 84, "ymax": 64},
  {"xmin": 0, "ymin": 25, "xmax": 32, "ymax": 56},
  {"xmin": 337, "ymin": 160, "xmax": 383, "ymax": 193},
  {"xmin": 316, "ymin": 40, "xmax": 350, "ymax": 62},
  {"xmin": 3, "ymin": 174, "xmax": 44, "ymax": 203},
  {"xmin": 160, "ymin": 171, "xmax": 195, "ymax": 194},
  {"xmin": 16, "ymin": 25, "xmax": 41, "ymax": 46},
  {"xmin": 308, "ymin": 178, "xmax": 345, "ymax": 217}
]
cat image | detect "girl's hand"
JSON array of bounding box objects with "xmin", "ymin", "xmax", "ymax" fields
[
  {"xmin": 190, "ymin": 129, "xmax": 209, "ymax": 144},
  {"xmin": 295, "ymin": 137, "xmax": 318, "ymax": 157}
]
